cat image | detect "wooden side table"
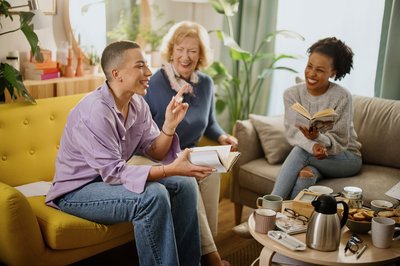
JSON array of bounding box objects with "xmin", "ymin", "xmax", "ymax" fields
[{"xmin": 249, "ymin": 201, "xmax": 400, "ymax": 266}]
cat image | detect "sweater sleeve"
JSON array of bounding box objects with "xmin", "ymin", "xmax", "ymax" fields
[
  {"xmin": 320, "ymin": 91, "xmax": 353, "ymax": 154},
  {"xmin": 203, "ymin": 76, "xmax": 226, "ymax": 140}
]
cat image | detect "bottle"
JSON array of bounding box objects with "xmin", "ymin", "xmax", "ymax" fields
[{"xmin": 6, "ymin": 51, "xmax": 20, "ymax": 71}]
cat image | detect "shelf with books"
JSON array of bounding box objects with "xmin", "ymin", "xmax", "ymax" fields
[{"xmin": 5, "ymin": 75, "xmax": 105, "ymax": 103}]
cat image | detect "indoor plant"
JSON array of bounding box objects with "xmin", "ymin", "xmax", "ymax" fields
[
  {"xmin": 206, "ymin": 0, "xmax": 304, "ymax": 131},
  {"xmin": 0, "ymin": 0, "xmax": 42, "ymax": 103},
  {"xmin": 87, "ymin": 46, "xmax": 100, "ymax": 74}
]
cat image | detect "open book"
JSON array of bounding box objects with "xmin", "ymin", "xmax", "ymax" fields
[
  {"xmin": 291, "ymin": 102, "xmax": 338, "ymax": 132},
  {"xmin": 189, "ymin": 145, "xmax": 241, "ymax": 173}
]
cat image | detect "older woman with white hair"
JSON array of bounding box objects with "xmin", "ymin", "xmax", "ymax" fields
[{"xmin": 144, "ymin": 21, "xmax": 237, "ymax": 266}]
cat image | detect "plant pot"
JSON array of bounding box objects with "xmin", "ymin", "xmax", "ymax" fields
[{"xmin": 89, "ymin": 65, "xmax": 99, "ymax": 75}]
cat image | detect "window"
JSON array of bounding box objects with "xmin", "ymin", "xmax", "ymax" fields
[{"xmin": 269, "ymin": 0, "xmax": 385, "ymax": 115}]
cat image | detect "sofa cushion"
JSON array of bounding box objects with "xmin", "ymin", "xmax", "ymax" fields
[
  {"xmin": 317, "ymin": 164, "xmax": 400, "ymax": 206},
  {"xmin": 27, "ymin": 196, "xmax": 133, "ymax": 250},
  {"xmin": 249, "ymin": 114, "xmax": 292, "ymax": 164},
  {"xmin": 352, "ymin": 95, "xmax": 400, "ymax": 168},
  {"xmin": 239, "ymin": 158, "xmax": 281, "ymax": 194}
]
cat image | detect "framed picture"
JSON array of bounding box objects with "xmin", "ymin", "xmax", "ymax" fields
[
  {"xmin": 9, "ymin": 0, "xmax": 57, "ymax": 15},
  {"xmin": 39, "ymin": 0, "xmax": 57, "ymax": 15}
]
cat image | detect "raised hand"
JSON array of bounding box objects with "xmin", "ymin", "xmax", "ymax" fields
[{"xmin": 164, "ymin": 84, "xmax": 190, "ymax": 131}]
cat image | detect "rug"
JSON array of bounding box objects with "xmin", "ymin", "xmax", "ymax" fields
[{"xmin": 222, "ymin": 240, "xmax": 263, "ymax": 266}]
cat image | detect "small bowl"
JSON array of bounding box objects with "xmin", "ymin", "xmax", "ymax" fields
[
  {"xmin": 371, "ymin": 200, "xmax": 393, "ymax": 212},
  {"xmin": 345, "ymin": 218, "xmax": 371, "ymax": 234},
  {"xmin": 341, "ymin": 210, "xmax": 372, "ymax": 234}
]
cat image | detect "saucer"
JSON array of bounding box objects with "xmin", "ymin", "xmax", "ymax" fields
[{"xmin": 308, "ymin": 185, "xmax": 333, "ymax": 194}]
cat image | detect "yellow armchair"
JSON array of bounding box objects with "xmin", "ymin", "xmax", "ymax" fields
[{"xmin": 0, "ymin": 94, "xmax": 133, "ymax": 266}]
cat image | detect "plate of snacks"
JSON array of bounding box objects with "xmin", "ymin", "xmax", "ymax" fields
[
  {"xmin": 343, "ymin": 208, "xmax": 375, "ymax": 234},
  {"xmin": 376, "ymin": 208, "xmax": 400, "ymax": 225}
]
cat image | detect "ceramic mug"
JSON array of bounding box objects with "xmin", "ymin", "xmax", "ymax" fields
[
  {"xmin": 371, "ymin": 217, "xmax": 400, "ymax": 248},
  {"xmin": 256, "ymin": 194, "xmax": 283, "ymax": 212},
  {"xmin": 254, "ymin": 208, "xmax": 276, "ymax": 234}
]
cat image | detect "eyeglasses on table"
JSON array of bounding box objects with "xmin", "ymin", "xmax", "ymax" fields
[
  {"xmin": 284, "ymin": 208, "xmax": 309, "ymax": 225},
  {"xmin": 344, "ymin": 233, "xmax": 363, "ymax": 254}
]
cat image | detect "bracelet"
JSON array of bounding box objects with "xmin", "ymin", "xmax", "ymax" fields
[
  {"xmin": 161, "ymin": 165, "xmax": 167, "ymax": 178},
  {"xmin": 161, "ymin": 128, "xmax": 174, "ymax": 137}
]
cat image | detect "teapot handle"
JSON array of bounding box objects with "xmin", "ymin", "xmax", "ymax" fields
[{"xmin": 337, "ymin": 200, "xmax": 349, "ymax": 228}]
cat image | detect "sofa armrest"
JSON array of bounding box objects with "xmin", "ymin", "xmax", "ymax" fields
[{"xmin": 0, "ymin": 182, "xmax": 47, "ymax": 265}]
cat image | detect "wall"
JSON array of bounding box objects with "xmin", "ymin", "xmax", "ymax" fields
[{"xmin": 0, "ymin": 0, "xmax": 223, "ymax": 65}]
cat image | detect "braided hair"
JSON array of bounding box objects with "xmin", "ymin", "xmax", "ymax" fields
[{"xmin": 307, "ymin": 37, "xmax": 354, "ymax": 81}]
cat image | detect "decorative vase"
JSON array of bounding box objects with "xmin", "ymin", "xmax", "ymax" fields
[
  {"xmin": 64, "ymin": 48, "xmax": 74, "ymax": 78},
  {"xmin": 75, "ymin": 48, "xmax": 84, "ymax": 77}
]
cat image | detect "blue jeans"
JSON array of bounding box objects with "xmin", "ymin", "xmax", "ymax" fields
[
  {"xmin": 271, "ymin": 146, "xmax": 362, "ymax": 199},
  {"xmin": 57, "ymin": 176, "xmax": 200, "ymax": 266}
]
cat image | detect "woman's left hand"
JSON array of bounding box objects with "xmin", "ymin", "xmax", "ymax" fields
[
  {"xmin": 164, "ymin": 84, "xmax": 189, "ymax": 130},
  {"xmin": 218, "ymin": 134, "xmax": 238, "ymax": 151}
]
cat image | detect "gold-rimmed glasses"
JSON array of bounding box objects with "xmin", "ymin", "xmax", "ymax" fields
[
  {"xmin": 284, "ymin": 208, "xmax": 309, "ymax": 225},
  {"xmin": 344, "ymin": 233, "xmax": 363, "ymax": 254}
]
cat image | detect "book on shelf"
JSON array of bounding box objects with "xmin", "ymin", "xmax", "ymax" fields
[
  {"xmin": 23, "ymin": 61, "xmax": 58, "ymax": 70},
  {"xmin": 291, "ymin": 102, "xmax": 338, "ymax": 132},
  {"xmin": 24, "ymin": 71, "xmax": 60, "ymax": 80},
  {"xmin": 189, "ymin": 145, "xmax": 240, "ymax": 173},
  {"xmin": 25, "ymin": 67, "xmax": 60, "ymax": 75}
]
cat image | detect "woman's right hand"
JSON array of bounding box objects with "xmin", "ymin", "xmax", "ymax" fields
[
  {"xmin": 313, "ymin": 143, "xmax": 328, "ymax": 160},
  {"xmin": 166, "ymin": 149, "xmax": 216, "ymax": 181}
]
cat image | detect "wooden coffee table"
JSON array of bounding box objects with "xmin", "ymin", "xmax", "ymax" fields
[{"xmin": 248, "ymin": 201, "xmax": 400, "ymax": 266}]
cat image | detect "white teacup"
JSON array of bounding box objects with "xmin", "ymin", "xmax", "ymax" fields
[
  {"xmin": 370, "ymin": 200, "xmax": 393, "ymax": 212},
  {"xmin": 308, "ymin": 185, "xmax": 333, "ymax": 194},
  {"xmin": 371, "ymin": 217, "xmax": 400, "ymax": 248},
  {"xmin": 256, "ymin": 194, "xmax": 283, "ymax": 212}
]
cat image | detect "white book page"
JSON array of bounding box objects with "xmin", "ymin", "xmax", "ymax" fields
[
  {"xmin": 385, "ymin": 181, "xmax": 400, "ymax": 200},
  {"xmin": 191, "ymin": 145, "xmax": 231, "ymax": 168},
  {"xmin": 189, "ymin": 150, "xmax": 227, "ymax": 173},
  {"xmin": 15, "ymin": 181, "xmax": 52, "ymax": 197}
]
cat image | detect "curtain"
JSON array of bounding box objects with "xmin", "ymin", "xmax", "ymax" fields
[
  {"xmin": 220, "ymin": 0, "xmax": 278, "ymax": 115},
  {"xmin": 375, "ymin": 0, "xmax": 400, "ymax": 99}
]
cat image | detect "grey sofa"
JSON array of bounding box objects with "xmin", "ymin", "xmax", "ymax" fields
[{"xmin": 231, "ymin": 95, "xmax": 400, "ymax": 224}]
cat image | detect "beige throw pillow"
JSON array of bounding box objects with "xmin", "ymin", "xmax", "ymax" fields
[{"xmin": 249, "ymin": 114, "xmax": 292, "ymax": 164}]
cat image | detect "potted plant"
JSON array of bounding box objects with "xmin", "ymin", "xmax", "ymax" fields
[
  {"xmin": 87, "ymin": 46, "xmax": 100, "ymax": 75},
  {"xmin": 206, "ymin": 0, "xmax": 305, "ymax": 131},
  {"xmin": 140, "ymin": 5, "xmax": 174, "ymax": 67},
  {"xmin": 0, "ymin": 0, "xmax": 42, "ymax": 103}
]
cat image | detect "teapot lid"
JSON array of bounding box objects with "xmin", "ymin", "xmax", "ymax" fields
[{"xmin": 312, "ymin": 194, "xmax": 337, "ymax": 214}]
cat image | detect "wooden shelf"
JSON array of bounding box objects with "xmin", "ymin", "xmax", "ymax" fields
[{"xmin": 6, "ymin": 75, "xmax": 105, "ymax": 103}]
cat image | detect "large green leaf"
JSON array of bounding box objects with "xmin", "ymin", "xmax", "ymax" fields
[
  {"xmin": 208, "ymin": 0, "xmax": 239, "ymax": 16},
  {"xmin": 19, "ymin": 12, "xmax": 43, "ymax": 61},
  {"xmin": 0, "ymin": 63, "xmax": 36, "ymax": 103},
  {"xmin": 213, "ymin": 30, "xmax": 251, "ymax": 61}
]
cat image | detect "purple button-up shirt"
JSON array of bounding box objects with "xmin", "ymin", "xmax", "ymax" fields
[{"xmin": 46, "ymin": 83, "xmax": 180, "ymax": 208}]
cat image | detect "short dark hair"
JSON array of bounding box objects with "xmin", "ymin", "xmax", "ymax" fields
[
  {"xmin": 307, "ymin": 37, "xmax": 353, "ymax": 81},
  {"xmin": 101, "ymin": 41, "xmax": 141, "ymax": 80}
]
